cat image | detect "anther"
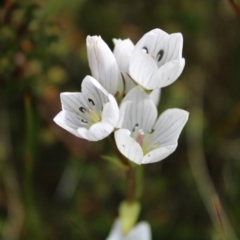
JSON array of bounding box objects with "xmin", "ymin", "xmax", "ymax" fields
[
  {"xmin": 81, "ymin": 119, "xmax": 88, "ymax": 124},
  {"xmin": 79, "ymin": 106, "xmax": 86, "ymax": 113},
  {"xmin": 157, "ymin": 49, "xmax": 164, "ymax": 62},
  {"xmin": 88, "ymin": 98, "xmax": 95, "ymax": 106},
  {"xmin": 142, "ymin": 47, "xmax": 149, "ymax": 54},
  {"xmin": 149, "ymin": 129, "xmax": 155, "ymax": 134},
  {"xmin": 132, "ymin": 123, "xmax": 139, "ymax": 132}
]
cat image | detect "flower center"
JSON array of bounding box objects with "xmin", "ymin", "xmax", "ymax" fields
[
  {"xmin": 79, "ymin": 98, "xmax": 102, "ymax": 125},
  {"xmin": 131, "ymin": 123, "xmax": 160, "ymax": 155}
]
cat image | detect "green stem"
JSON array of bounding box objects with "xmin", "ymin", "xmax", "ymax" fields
[
  {"xmin": 108, "ymin": 135, "xmax": 137, "ymax": 203},
  {"xmin": 107, "ymin": 135, "xmax": 130, "ymax": 168},
  {"xmin": 24, "ymin": 93, "xmax": 45, "ymax": 239},
  {"xmin": 126, "ymin": 167, "xmax": 135, "ymax": 203}
]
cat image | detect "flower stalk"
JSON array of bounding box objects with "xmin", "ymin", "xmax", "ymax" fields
[{"xmin": 108, "ymin": 135, "xmax": 138, "ymax": 203}]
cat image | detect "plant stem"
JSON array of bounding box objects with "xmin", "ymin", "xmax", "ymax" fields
[
  {"xmin": 126, "ymin": 166, "xmax": 135, "ymax": 203},
  {"xmin": 107, "ymin": 135, "xmax": 130, "ymax": 168},
  {"xmin": 107, "ymin": 135, "xmax": 137, "ymax": 203}
]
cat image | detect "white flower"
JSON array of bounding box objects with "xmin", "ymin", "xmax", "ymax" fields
[
  {"xmin": 87, "ymin": 36, "xmax": 124, "ymax": 97},
  {"xmin": 114, "ymin": 86, "xmax": 189, "ymax": 164},
  {"xmin": 129, "ymin": 28, "xmax": 185, "ymax": 90},
  {"xmin": 106, "ymin": 218, "xmax": 151, "ymax": 240},
  {"xmin": 54, "ymin": 75, "xmax": 119, "ymax": 141},
  {"xmin": 113, "ymin": 38, "xmax": 161, "ymax": 105}
]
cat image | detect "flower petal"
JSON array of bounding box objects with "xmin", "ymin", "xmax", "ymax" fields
[
  {"xmin": 129, "ymin": 51, "xmax": 158, "ymax": 89},
  {"xmin": 114, "ymin": 129, "xmax": 143, "ymax": 164},
  {"xmin": 133, "ymin": 29, "xmax": 183, "ymax": 67},
  {"xmin": 158, "ymin": 33, "xmax": 183, "ymax": 66},
  {"xmin": 87, "ymin": 36, "xmax": 123, "ymax": 96},
  {"xmin": 79, "ymin": 121, "xmax": 114, "ymax": 141},
  {"xmin": 106, "ymin": 218, "xmax": 151, "ymax": 240},
  {"xmin": 81, "ymin": 75, "xmax": 109, "ymax": 107},
  {"xmin": 134, "ymin": 28, "xmax": 168, "ymax": 55},
  {"xmin": 144, "ymin": 109, "xmax": 189, "ymax": 163},
  {"xmin": 148, "ymin": 58, "xmax": 185, "ymax": 89},
  {"xmin": 106, "ymin": 218, "xmax": 122, "ymax": 240},
  {"xmin": 60, "ymin": 92, "xmax": 82, "ymax": 111},
  {"xmin": 122, "ymin": 85, "xmax": 148, "ymax": 103},
  {"xmin": 102, "ymin": 95, "xmax": 119, "ymax": 127},
  {"xmin": 53, "ymin": 111, "xmax": 81, "ymax": 138},
  {"xmin": 149, "ymin": 88, "xmax": 161, "ymax": 106},
  {"xmin": 116, "ymin": 100, "xmax": 132, "ymax": 129},
  {"xmin": 127, "ymin": 222, "xmax": 151, "ymax": 240},
  {"xmin": 113, "ymin": 38, "xmax": 136, "ymax": 93},
  {"xmin": 121, "ymin": 86, "xmax": 157, "ymax": 133},
  {"xmin": 142, "ymin": 145, "xmax": 177, "ymax": 164}
]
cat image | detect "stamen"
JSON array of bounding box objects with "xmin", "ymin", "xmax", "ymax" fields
[
  {"xmin": 142, "ymin": 46, "xmax": 149, "ymax": 54},
  {"xmin": 157, "ymin": 49, "xmax": 164, "ymax": 62},
  {"xmin": 81, "ymin": 119, "xmax": 88, "ymax": 124},
  {"xmin": 132, "ymin": 123, "xmax": 139, "ymax": 132},
  {"xmin": 136, "ymin": 129, "xmax": 144, "ymax": 146},
  {"xmin": 88, "ymin": 98, "xmax": 95, "ymax": 106},
  {"xmin": 149, "ymin": 129, "xmax": 155, "ymax": 134},
  {"xmin": 79, "ymin": 106, "xmax": 86, "ymax": 113}
]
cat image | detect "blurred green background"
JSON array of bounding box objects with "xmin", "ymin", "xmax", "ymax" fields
[{"xmin": 1, "ymin": 0, "xmax": 240, "ymax": 239}]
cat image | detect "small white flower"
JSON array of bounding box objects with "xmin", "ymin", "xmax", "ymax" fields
[
  {"xmin": 129, "ymin": 28, "xmax": 185, "ymax": 90},
  {"xmin": 54, "ymin": 75, "xmax": 119, "ymax": 141},
  {"xmin": 87, "ymin": 36, "xmax": 123, "ymax": 97},
  {"xmin": 115, "ymin": 86, "xmax": 189, "ymax": 164},
  {"xmin": 106, "ymin": 218, "xmax": 151, "ymax": 240},
  {"xmin": 113, "ymin": 38, "xmax": 161, "ymax": 105}
]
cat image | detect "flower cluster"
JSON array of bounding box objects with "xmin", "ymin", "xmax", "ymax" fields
[{"xmin": 54, "ymin": 28, "xmax": 189, "ymax": 165}]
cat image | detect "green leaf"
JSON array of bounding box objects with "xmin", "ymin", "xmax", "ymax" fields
[{"xmin": 101, "ymin": 155, "xmax": 128, "ymax": 170}]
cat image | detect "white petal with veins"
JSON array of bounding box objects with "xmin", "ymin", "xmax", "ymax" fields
[
  {"xmin": 149, "ymin": 88, "xmax": 161, "ymax": 106},
  {"xmin": 129, "ymin": 51, "xmax": 158, "ymax": 89},
  {"xmin": 80, "ymin": 121, "xmax": 114, "ymax": 141},
  {"xmin": 121, "ymin": 87, "xmax": 157, "ymax": 134},
  {"xmin": 87, "ymin": 36, "xmax": 123, "ymax": 97},
  {"xmin": 54, "ymin": 111, "xmax": 81, "ymax": 138},
  {"xmin": 114, "ymin": 129, "xmax": 143, "ymax": 165},
  {"xmin": 113, "ymin": 38, "xmax": 136, "ymax": 94}
]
